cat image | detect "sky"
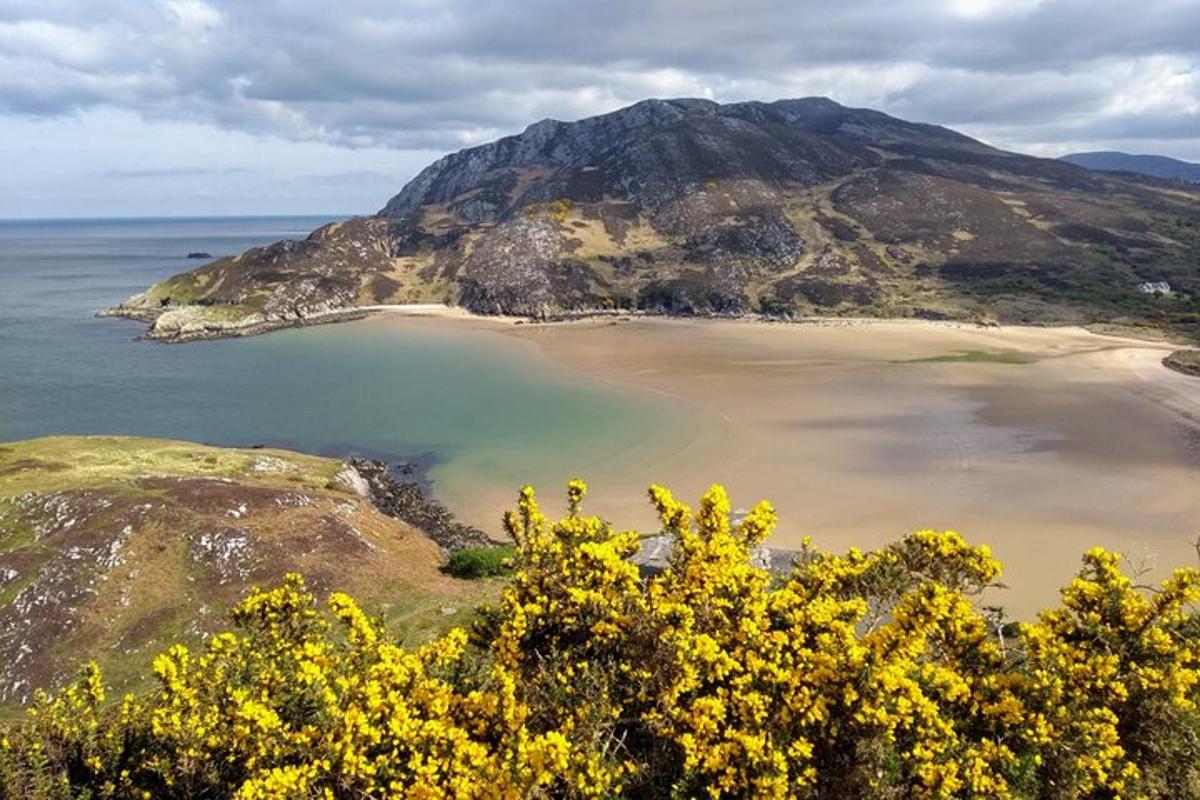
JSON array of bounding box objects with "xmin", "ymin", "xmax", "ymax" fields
[{"xmin": 1, "ymin": 0, "xmax": 1197, "ymax": 218}]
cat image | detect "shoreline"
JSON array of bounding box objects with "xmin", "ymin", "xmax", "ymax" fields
[
  {"xmin": 101, "ymin": 299, "xmax": 1200, "ymax": 348},
  {"xmin": 95, "ymin": 302, "xmax": 1200, "ymax": 617}
]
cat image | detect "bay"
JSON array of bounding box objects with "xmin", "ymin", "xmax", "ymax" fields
[{"xmin": 0, "ymin": 217, "xmax": 698, "ymax": 529}]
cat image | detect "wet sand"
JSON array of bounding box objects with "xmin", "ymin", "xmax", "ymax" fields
[{"xmin": 377, "ymin": 314, "xmax": 1200, "ymax": 618}]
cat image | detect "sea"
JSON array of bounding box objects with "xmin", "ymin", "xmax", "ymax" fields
[{"xmin": 0, "ymin": 216, "xmax": 693, "ymax": 527}]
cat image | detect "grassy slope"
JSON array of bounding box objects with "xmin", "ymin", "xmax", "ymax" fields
[
  {"xmin": 1164, "ymin": 349, "xmax": 1200, "ymax": 377},
  {"xmin": 0, "ymin": 436, "xmax": 497, "ymax": 716}
]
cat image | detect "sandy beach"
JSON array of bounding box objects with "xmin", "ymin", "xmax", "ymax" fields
[
  {"xmin": 480, "ymin": 316, "xmax": 1200, "ymax": 618},
  {"xmin": 368, "ymin": 313, "xmax": 1200, "ymax": 618}
]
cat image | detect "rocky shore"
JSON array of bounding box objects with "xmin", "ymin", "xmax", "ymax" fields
[
  {"xmin": 348, "ymin": 457, "xmax": 494, "ymax": 552},
  {"xmin": 101, "ymin": 298, "xmax": 1007, "ymax": 345},
  {"xmin": 346, "ymin": 455, "xmax": 800, "ymax": 572},
  {"xmin": 98, "ymin": 303, "xmax": 375, "ymax": 343}
]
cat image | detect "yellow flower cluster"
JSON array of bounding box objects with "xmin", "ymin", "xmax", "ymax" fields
[{"xmin": 2, "ymin": 482, "xmax": 1199, "ymax": 799}]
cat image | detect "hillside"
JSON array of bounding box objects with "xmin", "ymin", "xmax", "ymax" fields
[
  {"xmin": 105, "ymin": 98, "xmax": 1200, "ymax": 341},
  {"xmin": 0, "ymin": 436, "xmax": 489, "ymax": 711},
  {"xmin": 1061, "ymin": 151, "xmax": 1200, "ymax": 184},
  {"xmin": 5, "ymin": 481, "xmax": 1200, "ymax": 799}
]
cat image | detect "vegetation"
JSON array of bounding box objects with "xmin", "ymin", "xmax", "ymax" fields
[
  {"xmin": 0, "ymin": 436, "xmax": 483, "ymax": 715},
  {"xmin": 2, "ymin": 480, "xmax": 1199, "ymax": 799},
  {"xmin": 0, "ymin": 435, "xmax": 346, "ymax": 495},
  {"xmin": 445, "ymin": 545, "xmax": 518, "ymax": 579},
  {"xmin": 1164, "ymin": 349, "xmax": 1200, "ymax": 377}
]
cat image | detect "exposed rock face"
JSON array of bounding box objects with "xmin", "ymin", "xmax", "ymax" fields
[
  {"xmin": 107, "ymin": 97, "xmax": 1200, "ymax": 340},
  {"xmin": 380, "ymin": 98, "xmax": 892, "ymax": 220},
  {"xmin": 457, "ymin": 217, "xmax": 566, "ymax": 317}
]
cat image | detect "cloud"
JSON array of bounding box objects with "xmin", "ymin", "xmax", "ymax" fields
[
  {"xmin": 0, "ymin": 0, "xmax": 1197, "ymax": 168},
  {"xmin": 161, "ymin": 0, "xmax": 222, "ymax": 31},
  {"xmin": 100, "ymin": 166, "xmax": 252, "ymax": 178}
]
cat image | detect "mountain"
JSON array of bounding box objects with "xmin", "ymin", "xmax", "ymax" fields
[
  {"xmin": 0, "ymin": 436, "xmax": 490, "ymax": 710},
  {"xmin": 1060, "ymin": 151, "xmax": 1200, "ymax": 184},
  {"xmin": 106, "ymin": 98, "xmax": 1200, "ymax": 341}
]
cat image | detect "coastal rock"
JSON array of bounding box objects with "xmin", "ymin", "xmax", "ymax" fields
[
  {"xmin": 348, "ymin": 457, "xmax": 493, "ymax": 552},
  {"xmin": 334, "ymin": 464, "xmax": 371, "ymax": 497}
]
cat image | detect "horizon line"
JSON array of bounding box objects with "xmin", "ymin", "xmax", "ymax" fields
[{"xmin": 0, "ymin": 212, "xmax": 363, "ymax": 223}]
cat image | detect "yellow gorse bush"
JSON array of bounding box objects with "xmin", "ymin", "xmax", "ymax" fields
[{"xmin": 2, "ymin": 481, "xmax": 1200, "ymax": 799}]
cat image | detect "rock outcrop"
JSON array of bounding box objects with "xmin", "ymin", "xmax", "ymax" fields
[{"xmin": 347, "ymin": 457, "xmax": 494, "ymax": 552}]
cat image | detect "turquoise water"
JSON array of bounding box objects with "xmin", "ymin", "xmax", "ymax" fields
[{"xmin": 0, "ymin": 217, "xmax": 693, "ymax": 526}]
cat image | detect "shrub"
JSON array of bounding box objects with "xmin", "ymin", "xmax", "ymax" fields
[
  {"xmin": 1164, "ymin": 349, "xmax": 1200, "ymax": 377},
  {"xmin": 445, "ymin": 544, "xmax": 517, "ymax": 579},
  {"xmin": 2, "ymin": 480, "xmax": 1199, "ymax": 799}
]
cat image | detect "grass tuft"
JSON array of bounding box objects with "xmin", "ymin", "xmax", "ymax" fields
[
  {"xmin": 445, "ymin": 545, "xmax": 517, "ymax": 579},
  {"xmin": 1163, "ymin": 349, "xmax": 1200, "ymax": 377}
]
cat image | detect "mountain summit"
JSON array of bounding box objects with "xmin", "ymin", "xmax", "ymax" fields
[{"xmin": 108, "ymin": 98, "xmax": 1199, "ymax": 340}]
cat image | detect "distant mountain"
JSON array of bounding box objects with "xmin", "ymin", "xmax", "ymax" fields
[
  {"xmin": 1060, "ymin": 151, "xmax": 1200, "ymax": 184},
  {"xmin": 107, "ymin": 98, "xmax": 1200, "ymax": 341}
]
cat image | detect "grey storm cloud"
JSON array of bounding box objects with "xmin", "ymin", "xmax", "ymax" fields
[{"xmin": 0, "ymin": 0, "xmax": 1198, "ymax": 157}]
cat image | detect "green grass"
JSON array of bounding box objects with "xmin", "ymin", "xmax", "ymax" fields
[
  {"xmin": 905, "ymin": 350, "xmax": 1034, "ymax": 365},
  {"xmin": 0, "ymin": 506, "xmax": 35, "ymax": 555},
  {"xmin": 141, "ymin": 272, "xmax": 211, "ymax": 306},
  {"xmin": 1163, "ymin": 349, "xmax": 1200, "ymax": 377},
  {"xmin": 445, "ymin": 545, "xmax": 518, "ymax": 579},
  {"xmin": 372, "ymin": 578, "xmax": 499, "ymax": 648},
  {"xmin": 0, "ymin": 561, "xmax": 44, "ymax": 607},
  {"xmin": 0, "ymin": 436, "xmax": 349, "ymax": 498}
]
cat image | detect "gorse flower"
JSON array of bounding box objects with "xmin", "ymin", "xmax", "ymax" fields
[{"xmin": 2, "ymin": 482, "xmax": 1199, "ymax": 799}]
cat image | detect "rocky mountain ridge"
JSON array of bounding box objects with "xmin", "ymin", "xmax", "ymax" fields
[{"xmin": 106, "ymin": 97, "xmax": 1200, "ymax": 342}]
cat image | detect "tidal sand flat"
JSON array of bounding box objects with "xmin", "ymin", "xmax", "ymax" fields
[{"xmin": 375, "ymin": 315, "xmax": 1200, "ymax": 618}]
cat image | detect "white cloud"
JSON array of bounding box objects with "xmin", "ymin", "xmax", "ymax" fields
[
  {"xmin": 1102, "ymin": 56, "xmax": 1199, "ymax": 116},
  {"xmin": 161, "ymin": 0, "xmax": 222, "ymax": 31},
  {"xmin": 947, "ymin": 0, "xmax": 1044, "ymax": 19},
  {"xmin": 0, "ymin": 19, "xmax": 112, "ymax": 67}
]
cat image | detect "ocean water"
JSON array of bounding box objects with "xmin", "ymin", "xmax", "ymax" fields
[{"xmin": 0, "ymin": 217, "xmax": 694, "ymax": 527}]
